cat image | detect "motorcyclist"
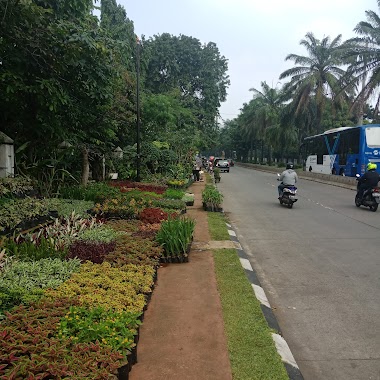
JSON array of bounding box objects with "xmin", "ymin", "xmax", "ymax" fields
[
  {"xmin": 278, "ymin": 162, "xmax": 298, "ymax": 198},
  {"xmin": 356, "ymin": 162, "xmax": 380, "ymax": 200}
]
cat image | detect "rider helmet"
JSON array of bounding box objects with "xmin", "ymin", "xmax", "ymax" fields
[
  {"xmin": 367, "ymin": 162, "xmax": 377, "ymax": 171},
  {"xmin": 286, "ymin": 162, "xmax": 294, "ymax": 170}
]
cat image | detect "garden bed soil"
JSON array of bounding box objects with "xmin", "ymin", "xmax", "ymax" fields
[{"xmin": 128, "ymin": 180, "xmax": 232, "ymax": 380}]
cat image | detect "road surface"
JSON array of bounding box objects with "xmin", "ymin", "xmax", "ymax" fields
[{"xmin": 217, "ymin": 165, "xmax": 380, "ymax": 380}]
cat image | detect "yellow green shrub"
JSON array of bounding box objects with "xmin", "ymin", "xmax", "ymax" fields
[{"xmin": 45, "ymin": 262, "xmax": 155, "ymax": 314}]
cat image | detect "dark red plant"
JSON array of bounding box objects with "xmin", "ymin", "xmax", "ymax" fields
[
  {"xmin": 67, "ymin": 241, "xmax": 116, "ymax": 263},
  {"xmin": 139, "ymin": 208, "xmax": 168, "ymax": 224}
]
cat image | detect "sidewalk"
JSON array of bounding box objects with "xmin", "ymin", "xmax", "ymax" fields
[{"xmin": 129, "ymin": 180, "xmax": 233, "ymax": 380}]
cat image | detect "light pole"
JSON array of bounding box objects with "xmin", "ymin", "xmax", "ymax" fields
[{"xmin": 136, "ymin": 36, "xmax": 141, "ymax": 182}]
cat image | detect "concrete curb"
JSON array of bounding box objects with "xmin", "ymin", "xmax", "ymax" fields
[{"xmin": 226, "ymin": 222, "xmax": 304, "ymax": 380}]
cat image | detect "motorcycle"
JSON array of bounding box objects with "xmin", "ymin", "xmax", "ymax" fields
[
  {"xmin": 277, "ymin": 174, "xmax": 298, "ymax": 209},
  {"xmin": 355, "ymin": 174, "xmax": 380, "ymax": 212}
]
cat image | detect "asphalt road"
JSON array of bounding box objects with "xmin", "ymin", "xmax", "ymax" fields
[{"xmin": 217, "ymin": 165, "xmax": 380, "ymax": 380}]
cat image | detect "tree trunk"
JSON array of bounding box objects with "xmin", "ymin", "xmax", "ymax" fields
[{"xmin": 81, "ymin": 146, "xmax": 90, "ymax": 186}]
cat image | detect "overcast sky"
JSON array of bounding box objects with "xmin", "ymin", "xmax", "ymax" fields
[{"xmin": 118, "ymin": 0, "xmax": 378, "ymax": 122}]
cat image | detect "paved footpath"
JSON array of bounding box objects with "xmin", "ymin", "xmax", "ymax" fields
[{"xmin": 129, "ymin": 180, "xmax": 233, "ymax": 380}]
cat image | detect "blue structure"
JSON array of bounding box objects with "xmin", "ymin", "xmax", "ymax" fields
[{"xmin": 302, "ymin": 125, "xmax": 380, "ymax": 177}]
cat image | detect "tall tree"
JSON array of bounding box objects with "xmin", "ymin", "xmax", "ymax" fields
[
  {"xmin": 343, "ymin": 0, "xmax": 380, "ymax": 122},
  {"xmin": 279, "ymin": 32, "xmax": 349, "ymax": 134}
]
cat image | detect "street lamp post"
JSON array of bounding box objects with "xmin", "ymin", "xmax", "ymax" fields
[{"xmin": 136, "ymin": 36, "xmax": 141, "ymax": 182}]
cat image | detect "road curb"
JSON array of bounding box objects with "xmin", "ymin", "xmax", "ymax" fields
[{"xmin": 226, "ymin": 222, "xmax": 304, "ymax": 380}]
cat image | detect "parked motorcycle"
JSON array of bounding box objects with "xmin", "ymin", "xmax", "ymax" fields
[
  {"xmin": 277, "ymin": 174, "xmax": 298, "ymax": 209},
  {"xmin": 355, "ymin": 174, "xmax": 380, "ymax": 212}
]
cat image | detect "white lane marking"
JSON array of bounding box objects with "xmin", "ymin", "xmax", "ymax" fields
[
  {"xmin": 272, "ymin": 333, "xmax": 299, "ymax": 368},
  {"xmin": 239, "ymin": 257, "xmax": 253, "ymax": 272},
  {"xmin": 252, "ymin": 284, "xmax": 271, "ymax": 308},
  {"xmin": 228, "ymin": 229, "xmax": 236, "ymax": 237}
]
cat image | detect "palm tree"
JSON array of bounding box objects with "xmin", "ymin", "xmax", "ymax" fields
[
  {"xmin": 279, "ymin": 32, "xmax": 349, "ymax": 134},
  {"xmin": 249, "ymin": 81, "xmax": 283, "ymax": 162},
  {"xmin": 343, "ymin": 0, "xmax": 380, "ymax": 123}
]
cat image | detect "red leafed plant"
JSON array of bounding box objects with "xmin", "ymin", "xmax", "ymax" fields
[
  {"xmin": 139, "ymin": 208, "xmax": 169, "ymax": 224},
  {"xmin": 66, "ymin": 241, "xmax": 116, "ymax": 263},
  {"xmin": 109, "ymin": 181, "xmax": 167, "ymax": 194}
]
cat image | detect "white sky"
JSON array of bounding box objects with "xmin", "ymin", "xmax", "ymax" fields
[{"xmin": 118, "ymin": 0, "xmax": 378, "ymax": 121}]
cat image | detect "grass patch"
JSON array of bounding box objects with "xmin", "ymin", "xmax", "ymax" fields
[
  {"xmin": 214, "ymin": 249, "xmax": 289, "ymax": 380},
  {"xmin": 208, "ymin": 212, "xmax": 230, "ymax": 240}
]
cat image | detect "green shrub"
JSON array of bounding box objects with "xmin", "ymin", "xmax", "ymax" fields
[
  {"xmin": 0, "ymin": 298, "xmax": 126, "ymax": 379},
  {"xmin": 0, "ymin": 258, "xmax": 80, "ymax": 315},
  {"xmin": 46, "ymin": 199, "xmax": 94, "ymax": 218},
  {"xmin": 3, "ymin": 236, "xmax": 67, "ymax": 261},
  {"xmin": 58, "ymin": 306, "xmax": 140, "ymax": 354},
  {"xmin": 77, "ymin": 225, "xmax": 121, "ymax": 243},
  {"xmin": 0, "ymin": 198, "xmax": 53, "ymax": 232},
  {"xmin": 59, "ymin": 183, "xmax": 119, "ymax": 202},
  {"xmin": 163, "ymin": 188, "xmax": 185, "ymax": 199},
  {"xmin": 202, "ymin": 185, "xmax": 223, "ymax": 206},
  {"xmin": 156, "ymin": 216, "xmax": 195, "ymax": 258}
]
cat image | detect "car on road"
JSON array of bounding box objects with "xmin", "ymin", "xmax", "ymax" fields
[{"xmin": 216, "ymin": 159, "xmax": 230, "ymax": 172}]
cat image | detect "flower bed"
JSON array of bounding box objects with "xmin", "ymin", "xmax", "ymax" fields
[{"xmin": 0, "ymin": 179, "xmax": 196, "ymax": 378}]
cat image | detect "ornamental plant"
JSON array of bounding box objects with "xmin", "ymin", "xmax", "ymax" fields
[
  {"xmin": 0, "ymin": 298, "xmax": 126, "ymax": 379},
  {"xmin": 105, "ymin": 234, "xmax": 162, "ymax": 267},
  {"xmin": 45, "ymin": 261, "xmax": 153, "ymax": 314},
  {"xmin": 138, "ymin": 207, "xmax": 169, "ymax": 224},
  {"xmin": 3, "ymin": 235, "xmax": 67, "ymax": 261},
  {"xmin": 0, "ymin": 258, "xmax": 80, "ymax": 315},
  {"xmin": 59, "ymin": 182, "xmax": 120, "ymax": 202},
  {"xmin": 156, "ymin": 216, "xmax": 195, "ymax": 259},
  {"xmin": 163, "ymin": 188, "xmax": 185, "ymax": 199},
  {"xmin": 0, "ymin": 176, "xmax": 34, "ymax": 198},
  {"xmin": 109, "ymin": 181, "xmax": 167, "ymax": 194},
  {"xmin": 167, "ymin": 179, "xmax": 186, "ymax": 188},
  {"xmin": 202, "ymin": 184, "xmax": 223, "ymax": 207},
  {"xmin": 151, "ymin": 198, "xmax": 186, "ymax": 211},
  {"xmin": 46, "ymin": 198, "xmax": 94, "ymax": 218},
  {"xmin": 77, "ymin": 225, "xmax": 121, "ymax": 243},
  {"xmin": 67, "ymin": 240, "xmax": 116, "ymax": 263},
  {"xmin": 58, "ymin": 306, "xmax": 140, "ymax": 354},
  {"xmin": 92, "ymin": 198, "xmax": 137, "ymax": 219},
  {"xmin": 0, "ymin": 198, "xmax": 54, "ymax": 232},
  {"xmin": 14, "ymin": 211, "xmax": 101, "ymax": 251}
]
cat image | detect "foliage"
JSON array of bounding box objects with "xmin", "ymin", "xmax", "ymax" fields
[
  {"xmin": 163, "ymin": 188, "xmax": 185, "ymax": 199},
  {"xmin": 167, "ymin": 179, "xmax": 187, "ymax": 188},
  {"xmin": 0, "ymin": 198, "xmax": 54, "ymax": 232},
  {"xmin": 109, "ymin": 181, "xmax": 167, "ymax": 194},
  {"xmin": 77, "ymin": 225, "xmax": 121, "ymax": 243},
  {"xmin": 45, "ymin": 262, "xmax": 154, "ymax": 314},
  {"xmin": 46, "ymin": 198, "xmax": 94, "ymax": 218},
  {"xmin": 14, "ymin": 211, "xmax": 102, "ymax": 251},
  {"xmin": 59, "ymin": 182, "xmax": 120, "ymax": 202},
  {"xmin": 58, "ymin": 306, "xmax": 140, "ymax": 354},
  {"xmin": 156, "ymin": 216, "xmax": 195, "ymax": 258},
  {"xmin": 2, "ymin": 236, "xmax": 67, "ymax": 262},
  {"xmin": 0, "ymin": 258, "xmax": 80, "ymax": 315},
  {"xmin": 0, "ymin": 176, "xmax": 34, "ymax": 198},
  {"xmin": 139, "ymin": 207, "xmax": 169, "ymax": 224},
  {"xmin": 0, "ymin": 298, "xmax": 126, "ymax": 379},
  {"xmin": 92, "ymin": 199, "xmax": 138, "ymax": 219},
  {"xmin": 151, "ymin": 198, "xmax": 186, "ymax": 210},
  {"xmin": 202, "ymin": 185, "xmax": 223, "ymax": 206},
  {"xmin": 67, "ymin": 240, "xmax": 116, "ymax": 264},
  {"xmin": 105, "ymin": 235, "xmax": 162, "ymax": 267}
]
